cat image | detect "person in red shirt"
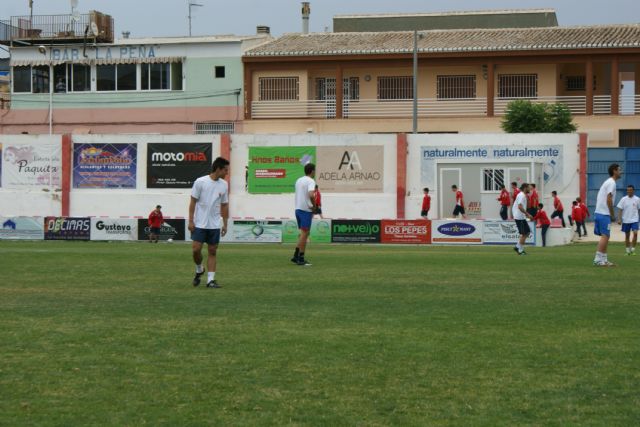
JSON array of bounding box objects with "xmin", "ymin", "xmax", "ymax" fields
[
  {"xmin": 148, "ymin": 205, "xmax": 164, "ymax": 243},
  {"xmin": 533, "ymin": 203, "xmax": 551, "ymax": 247},
  {"xmin": 313, "ymin": 185, "xmax": 323, "ymax": 219},
  {"xmin": 528, "ymin": 183, "xmax": 539, "ymax": 217},
  {"xmin": 421, "ymin": 187, "xmax": 431, "ymax": 219},
  {"xmin": 571, "ymin": 200, "xmax": 585, "ymax": 238},
  {"xmin": 451, "ymin": 185, "xmax": 467, "ymax": 219},
  {"xmin": 577, "ymin": 196, "xmax": 589, "ymax": 236},
  {"xmin": 550, "ymin": 190, "xmax": 566, "ymax": 227},
  {"xmin": 497, "ymin": 185, "xmax": 510, "ymax": 220}
]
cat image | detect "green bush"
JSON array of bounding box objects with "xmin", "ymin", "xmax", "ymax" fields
[{"xmin": 501, "ymin": 99, "xmax": 577, "ymax": 133}]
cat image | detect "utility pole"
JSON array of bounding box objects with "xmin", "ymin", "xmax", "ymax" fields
[{"xmin": 188, "ymin": 1, "xmax": 203, "ymax": 37}]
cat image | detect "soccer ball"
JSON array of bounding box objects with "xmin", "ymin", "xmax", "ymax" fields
[{"xmin": 167, "ymin": 238, "xmax": 173, "ymax": 243}]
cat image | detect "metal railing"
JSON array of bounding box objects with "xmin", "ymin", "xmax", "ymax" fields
[
  {"xmin": 252, "ymin": 100, "xmax": 337, "ymax": 119},
  {"xmin": 494, "ymin": 96, "xmax": 586, "ymax": 115},
  {"xmin": 0, "ymin": 12, "xmax": 113, "ymax": 43},
  {"xmin": 620, "ymin": 95, "xmax": 640, "ymax": 115},
  {"xmin": 345, "ymin": 98, "xmax": 487, "ymax": 118},
  {"xmin": 594, "ymin": 95, "xmax": 612, "ymax": 115}
]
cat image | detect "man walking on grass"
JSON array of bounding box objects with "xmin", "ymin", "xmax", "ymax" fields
[
  {"xmin": 513, "ymin": 182, "xmax": 533, "ymax": 255},
  {"xmin": 617, "ymin": 184, "xmax": 639, "ymax": 256},
  {"xmin": 291, "ymin": 163, "xmax": 316, "ymax": 266},
  {"xmin": 188, "ymin": 157, "xmax": 230, "ymax": 288},
  {"xmin": 593, "ymin": 163, "xmax": 622, "ymax": 266}
]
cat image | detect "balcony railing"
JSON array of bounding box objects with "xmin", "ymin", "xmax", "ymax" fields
[
  {"xmin": 252, "ymin": 96, "xmax": 591, "ymax": 119},
  {"xmin": 594, "ymin": 95, "xmax": 612, "ymax": 115},
  {"xmin": 0, "ymin": 11, "xmax": 113, "ymax": 44},
  {"xmin": 620, "ymin": 95, "xmax": 640, "ymax": 115}
]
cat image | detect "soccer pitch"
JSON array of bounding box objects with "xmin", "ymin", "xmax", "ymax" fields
[{"xmin": 1, "ymin": 241, "xmax": 638, "ymax": 425}]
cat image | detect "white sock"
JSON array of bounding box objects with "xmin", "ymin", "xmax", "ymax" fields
[
  {"xmin": 594, "ymin": 252, "xmax": 603, "ymax": 262},
  {"xmin": 632, "ymin": 247, "xmax": 636, "ymax": 253},
  {"xmin": 196, "ymin": 264, "xmax": 204, "ymax": 274},
  {"xmin": 627, "ymin": 247, "xmax": 631, "ymax": 253},
  {"xmin": 208, "ymin": 272, "xmax": 215, "ymax": 282}
]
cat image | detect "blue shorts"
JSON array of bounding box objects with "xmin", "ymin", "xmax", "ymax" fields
[
  {"xmin": 295, "ymin": 209, "xmax": 313, "ymax": 230},
  {"xmin": 191, "ymin": 228, "xmax": 221, "ymax": 245},
  {"xmin": 621, "ymin": 222, "xmax": 639, "ymax": 233},
  {"xmin": 593, "ymin": 213, "xmax": 611, "ymax": 237}
]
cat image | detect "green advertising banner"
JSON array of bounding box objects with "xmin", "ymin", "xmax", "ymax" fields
[
  {"xmin": 248, "ymin": 146, "xmax": 316, "ymax": 193},
  {"xmin": 282, "ymin": 219, "xmax": 332, "ymax": 243}
]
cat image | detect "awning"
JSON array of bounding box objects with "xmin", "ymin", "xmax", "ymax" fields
[
  {"xmin": 10, "ymin": 58, "xmax": 92, "ymax": 67},
  {"xmin": 10, "ymin": 56, "xmax": 183, "ymax": 67}
]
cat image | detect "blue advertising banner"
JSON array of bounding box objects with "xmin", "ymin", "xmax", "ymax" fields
[
  {"xmin": 44, "ymin": 217, "xmax": 91, "ymax": 240},
  {"xmin": 0, "ymin": 216, "xmax": 45, "ymax": 240},
  {"xmin": 73, "ymin": 143, "xmax": 137, "ymax": 188}
]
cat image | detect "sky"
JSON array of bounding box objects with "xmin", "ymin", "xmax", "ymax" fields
[{"xmin": 2, "ymin": 0, "xmax": 639, "ymax": 40}]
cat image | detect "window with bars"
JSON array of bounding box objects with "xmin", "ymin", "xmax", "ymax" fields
[
  {"xmin": 377, "ymin": 76, "xmax": 413, "ymax": 100},
  {"xmin": 258, "ymin": 77, "xmax": 299, "ymax": 101},
  {"xmin": 194, "ymin": 122, "xmax": 235, "ymax": 134},
  {"xmin": 314, "ymin": 77, "xmax": 360, "ymax": 101},
  {"xmin": 437, "ymin": 75, "xmax": 476, "ymax": 99},
  {"xmin": 498, "ymin": 74, "xmax": 538, "ymax": 98},
  {"xmin": 565, "ymin": 75, "xmax": 586, "ymax": 91},
  {"xmin": 482, "ymin": 168, "xmax": 505, "ymax": 192}
]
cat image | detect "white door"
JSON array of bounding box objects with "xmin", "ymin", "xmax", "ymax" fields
[{"xmin": 440, "ymin": 168, "xmax": 461, "ymax": 218}]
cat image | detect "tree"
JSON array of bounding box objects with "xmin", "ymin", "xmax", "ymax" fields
[{"xmin": 501, "ymin": 100, "xmax": 577, "ymax": 133}]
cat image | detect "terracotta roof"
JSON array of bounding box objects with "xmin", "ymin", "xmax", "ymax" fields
[
  {"xmin": 245, "ymin": 24, "xmax": 640, "ymax": 57},
  {"xmin": 334, "ymin": 8, "xmax": 556, "ymax": 19}
]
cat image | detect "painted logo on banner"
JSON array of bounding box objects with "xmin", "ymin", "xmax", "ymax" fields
[
  {"xmin": 44, "ymin": 217, "xmax": 91, "ymax": 240},
  {"xmin": 90, "ymin": 218, "xmax": 138, "ymax": 241},
  {"xmin": 248, "ymin": 146, "xmax": 316, "ymax": 193},
  {"xmin": 73, "ymin": 143, "xmax": 137, "ymax": 188},
  {"xmin": 381, "ymin": 220, "xmax": 431, "ymax": 244},
  {"xmin": 2, "ymin": 144, "xmax": 61, "ymax": 188},
  {"xmin": 147, "ymin": 143, "xmax": 212, "ymax": 188},
  {"xmin": 483, "ymin": 220, "xmax": 536, "ymax": 245},
  {"xmin": 331, "ymin": 219, "xmax": 381, "ymax": 243},
  {"xmin": 431, "ymin": 220, "xmax": 483, "ymax": 244},
  {"xmin": 316, "ymin": 146, "xmax": 384, "ymax": 193},
  {"xmin": 0, "ymin": 217, "xmax": 44, "ymax": 240},
  {"xmin": 231, "ymin": 220, "xmax": 282, "ymax": 243},
  {"xmin": 282, "ymin": 219, "xmax": 332, "ymax": 243},
  {"xmin": 137, "ymin": 219, "xmax": 185, "ymax": 241}
]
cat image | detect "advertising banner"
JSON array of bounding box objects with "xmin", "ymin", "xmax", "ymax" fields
[
  {"xmin": 2, "ymin": 143, "xmax": 61, "ymax": 188},
  {"xmin": 231, "ymin": 220, "xmax": 282, "ymax": 243},
  {"xmin": 44, "ymin": 217, "xmax": 91, "ymax": 240},
  {"xmin": 483, "ymin": 220, "xmax": 536, "ymax": 245},
  {"xmin": 90, "ymin": 218, "xmax": 138, "ymax": 241},
  {"xmin": 282, "ymin": 218, "xmax": 332, "ymax": 243},
  {"xmin": 248, "ymin": 146, "xmax": 316, "ymax": 193},
  {"xmin": 73, "ymin": 143, "xmax": 137, "ymax": 188},
  {"xmin": 147, "ymin": 143, "xmax": 212, "ymax": 188},
  {"xmin": 316, "ymin": 146, "xmax": 384, "ymax": 193},
  {"xmin": 0, "ymin": 143, "xmax": 2, "ymax": 187},
  {"xmin": 380, "ymin": 220, "xmax": 431, "ymax": 244},
  {"xmin": 331, "ymin": 219, "xmax": 381, "ymax": 243},
  {"xmin": 137, "ymin": 218, "xmax": 185, "ymax": 241},
  {"xmin": 431, "ymin": 220, "xmax": 483, "ymax": 244},
  {"xmin": 421, "ymin": 144, "xmax": 563, "ymax": 189},
  {"xmin": 0, "ymin": 217, "xmax": 45, "ymax": 240}
]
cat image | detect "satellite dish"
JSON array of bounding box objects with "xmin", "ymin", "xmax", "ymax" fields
[{"xmin": 90, "ymin": 22, "xmax": 99, "ymax": 37}]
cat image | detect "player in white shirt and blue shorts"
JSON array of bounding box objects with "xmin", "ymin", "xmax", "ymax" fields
[
  {"xmin": 593, "ymin": 163, "xmax": 622, "ymax": 266},
  {"xmin": 291, "ymin": 163, "xmax": 316, "ymax": 266},
  {"xmin": 616, "ymin": 184, "xmax": 640, "ymax": 256}
]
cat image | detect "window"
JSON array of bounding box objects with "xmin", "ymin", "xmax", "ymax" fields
[
  {"xmin": 215, "ymin": 66, "xmax": 225, "ymax": 79},
  {"xmin": 620, "ymin": 130, "xmax": 640, "ymax": 147},
  {"xmin": 377, "ymin": 76, "xmax": 412, "ymax": 100},
  {"xmin": 117, "ymin": 64, "xmax": 136, "ymax": 91},
  {"xmin": 97, "ymin": 65, "xmax": 116, "ymax": 91},
  {"xmin": 12, "ymin": 66, "xmax": 31, "ymax": 93},
  {"xmin": 32, "ymin": 65, "xmax": 50, "ymax": 93},
  {"xmin": 315, "ymin": 77, "xmax": 360, "ymax": 101},
  {"xmin": 194, "ymin": 122, "xmax": 235, "ymax": 134},
  {"xmin": 565, "ymin": 75, "xmax": 586, "ymax": 91},
  {"xmin": 71, "ymin": 64, "xmax": 91, "ymax": 92},
  {"xmin": 258, "ymin": 77, "xmax": 299, "ymax": 101},
  {"xmin": 171, "ymin": 62, "xmax": 183, "ymax": 90},
  {"xmin": 53, "ymin": 64, "xmax": 67, "ymax": 93},
  {"xmin": 142, "ymin": 63, "xmax": 170, "ymax": 90},
  {"xmin": 483, "ymin": 168, "xmax": 505, "ymax": 192},
  {"xmin": 437, "ymin": 75, "xmax": 476, "ymax": 99},
  {"xmin": 498, "ymin": 74, "xmax": 537, "ymax": 98}
]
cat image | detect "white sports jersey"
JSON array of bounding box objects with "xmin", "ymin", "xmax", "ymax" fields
[
  {"xmin": 512, "ymin": 192, "xmax": 528, "ymax": 220},
  {"xmin": 617, "ymin": 195, "xmax": 640, "ymax": 224},
  {"xmin": 295, "ymin": 175, "xmax": 315, "ymax": 211},
  {"xmin": 595, "ymin": 177, "xmax": 617, "ymax": 215},
  {"xmin": 191, "ymin": 175, "xmax": 229, "ymax": 229}
]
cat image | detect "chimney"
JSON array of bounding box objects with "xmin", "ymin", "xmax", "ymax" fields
[
  {"xmin": 256, "ymin": 25, "xmax": 270, "ymax": 35},
  {"xmin": 122, "ymin": 31, "xmax": 130, "ymax": 39},
  {"xmin": 301, "ymin": 2, "xmax": 310, "ymax": 34}
]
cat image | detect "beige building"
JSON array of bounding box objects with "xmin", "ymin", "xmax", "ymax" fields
[{"xmin": 242, "ymin": 18, "xmax": 640, "ymax": 147}]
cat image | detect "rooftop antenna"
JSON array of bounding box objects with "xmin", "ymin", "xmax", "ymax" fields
[{"xmin": 188, "ymin": 1, "xmax": 203, "ymax": 37}]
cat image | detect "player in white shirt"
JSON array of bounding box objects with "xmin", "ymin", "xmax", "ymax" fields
[
  {"xmin": 188, "ymin": 157, "xmax": 230, "ymax": 288},
  {"xmin": 512, "ymin": 182, "xmax": 534, "ymax": 255},
  {"xmin": 616, "ymin": 184, "xmax": 640, "ymax": 255},
  {"xmin": 593, "ymin": 163, "xmax": 622, "ymax": 266},
  {"xmin": 291, "ymin": 163, "xmax": 316, "ymax": 266}
]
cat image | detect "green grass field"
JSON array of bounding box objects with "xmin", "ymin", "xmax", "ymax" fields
[{"xmin": 1, "ymin": 240, "xmax": 639, "ymax": 426}]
